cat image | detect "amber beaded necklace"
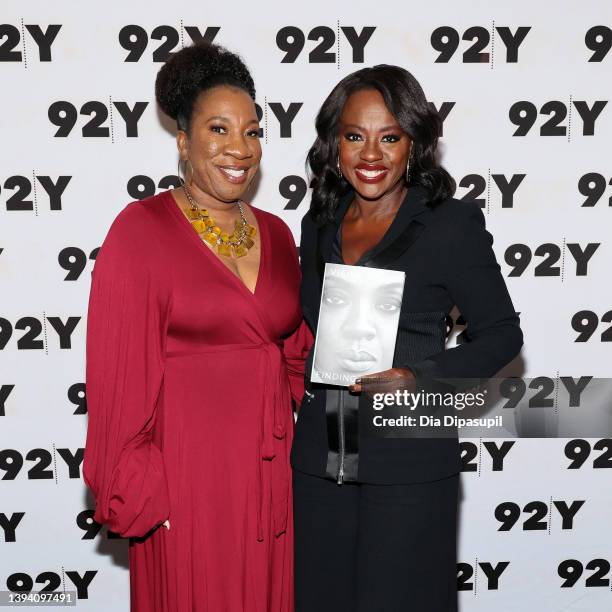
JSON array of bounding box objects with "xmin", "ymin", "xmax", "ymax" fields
[{"xmin": 182, "ymin": 184, "xmax": 256, "ymax": 258}]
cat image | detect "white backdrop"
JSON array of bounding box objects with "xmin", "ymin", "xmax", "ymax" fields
[{"xmin": 1, "ymin": 1, "xmax": 611, "ymax": 610}]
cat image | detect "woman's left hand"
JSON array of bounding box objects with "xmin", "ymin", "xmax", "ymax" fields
[{"xmin": 348, "ymin": 367, "xmax": 415, "ymax": 394}]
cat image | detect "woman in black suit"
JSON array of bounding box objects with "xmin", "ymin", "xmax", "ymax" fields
[{"xmin": 292, "ymin": 65, "xmax": 523, "ymax": 611}]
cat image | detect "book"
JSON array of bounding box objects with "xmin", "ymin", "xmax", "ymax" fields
[{"xmin": 310, "ymin": 263, "xmax": 405, "ymax": 387}]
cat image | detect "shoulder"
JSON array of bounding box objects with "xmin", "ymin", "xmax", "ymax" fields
[
  {"xmin": 99, "ymin": 192, "xmax": 170, "ymax": 260},
  {"xmin": 425, "ymin": 197, "xmax": 487, "ymax": 243},
  {"xmin": 300, "ymin": 208, "xmax": 316, "ymax": 228},
  {"xmin": 429, "ymin": 197, "xmax": 485, "ymax": 225},
  {"xmin": 111, "ymin": 191, "xmax": 169, "ymax": 233},
  {"xmin": 299, "ymin": 209, "xmax": 318, "ymax": 241}
]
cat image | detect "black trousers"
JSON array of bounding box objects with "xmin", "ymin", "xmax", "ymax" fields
[{"xmin": 293, "ymin": 469, "xmax": 459, "ymax": 612}]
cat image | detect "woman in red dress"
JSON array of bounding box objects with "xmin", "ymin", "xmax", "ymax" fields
[{"xmin": 83, "ymin": 41, "xmax": 311, "ymax": 611}]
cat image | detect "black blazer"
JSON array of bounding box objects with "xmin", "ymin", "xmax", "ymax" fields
[{"xmin": 291, "ymin": 186, "xmax": 524, "ymax": 484}]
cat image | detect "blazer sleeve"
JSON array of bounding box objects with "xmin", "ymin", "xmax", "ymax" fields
[
  {"xmin": 408, "ymin": 204, "xmax": 523, "ymax": 383},
  {"xmin": 83, "ymin": 205, "xmax": 171, "ymax": 538}
]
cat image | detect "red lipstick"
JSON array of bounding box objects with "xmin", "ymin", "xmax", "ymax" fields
[{"xmin": 354, "ymin": 163, "xmax": 388, "ymax": 184}]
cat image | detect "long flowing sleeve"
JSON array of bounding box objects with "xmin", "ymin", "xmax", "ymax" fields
[
  {"xmin": 279, "ymin": 219, "xmax": 314, "ymax": 406},
  {"xmin": 283, "ymin": 319, "xmax": 314, "ymax": 406},
  {"xmin": 83, "ymin": 205, "xmax": 171, "ymax": 538}
]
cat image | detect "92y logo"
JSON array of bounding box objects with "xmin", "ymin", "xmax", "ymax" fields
[
  {"xmin": 0, "ymin": 447, "xmax": 83, "ymax": 480},
  {"xmin": 276, "ymin": 26, "xmax": 375, "ymax": 63},
  {"xmin": 0, "ymin": 316, "xmax": 80, "ymax": 351},
  {"xmin": 1, "ymin": 175, "xmax": 70, "ymax": 211},
  {"xmin": 48, "ymin": 101, "xmax": 148, "ymax": 138},
  {"xmin": 579, "ymin": 173, "xmax": 612, "ymax": 206},
  {"xmin": 571, "ymin": 310, "xmax": 612, "ymax": 342},
  {"xmin": 565, "ymin": 439, "xmax": 612, "ymax": 469},
  {"xmin": 0, "ymin": 512, "xmax": 24, "ymax": 542},
  {"xmin": 6, "ymin": 570, "xmax": 96, "ymax": 600},
  {"xmin": 558, "ymin": 559, "xmax": 612, "ymax": 588},
  {"xmin": 503, "ymin": 242, "xmax": 599, "ymax": 277},
  {"xmin": 0, "ymin": 24, "xmax": 61, "ymax": 63},
  {"xmin": 585, "ymin": 25, "xmax": 612, "ymax": 62},
  {"xmin": 495, "ymin": 500, "xmax": 584, "ymax": 531},
  {"xmin": 458, "ymin": 562, "xmax": 510, "ymax": 592},
  {"xmin": 458, "ymin": 173, "xmax": 525, "ymax": 209},
  {"xmin": 58, "ymin": 247, "xmax": 99, "ymax": 281},
  {"xmin": 0, "ymin": 385, "xmax": 15, "ymax": 417},
  {"xmin": 431, "ymin": 26, "xmax": 530, "ymax": 63},
  {"xmin": 499, "ymin": 377, "xmax": 592, "ymax": 408},
  {"xmin": 509, "ymin": 100, "xmax": 607, "ymax": 136},
  {"xmin": 461, "ymin": 441, "xmax": 516, "ymax": 473},
  {"xmin": 77, "ymin": 510, "xmax": 122, "ymax": 540},
  {"xmin": 119, "ymin": 25, "xmax": 220, "ymax": 62}
]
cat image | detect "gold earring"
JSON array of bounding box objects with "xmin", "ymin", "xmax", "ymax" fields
[
  {"xmin": 177, "ymin": 158, "xmax": 195, "ymax": 185},
  {"xmin": 406, "ymin": 146, "xmax": 414, "ymax": 183},
  {"xmin": 177, "ymin": 158, "xmax": 186, "ymax": 185}
]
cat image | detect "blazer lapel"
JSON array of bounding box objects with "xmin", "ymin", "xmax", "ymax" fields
[
  {"xmin": 362, "ymin": 220, "xmax": 426, "ymax": 269},
  {"xmin": 361, "ymin": 186, "xmax": 431, "ymax": 269},
  {"xmin": 307, "ymin": 187, "xmax": 432, "ymax": 330}
]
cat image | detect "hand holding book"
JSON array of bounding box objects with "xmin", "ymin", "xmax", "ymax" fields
[{"xmin": 348, "ymin": 367, "xmax": 415, "ymax": 394}]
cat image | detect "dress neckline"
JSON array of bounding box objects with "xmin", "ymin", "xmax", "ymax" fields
[{"xmin": 162, "ymin": 189, "xmax": 266, "ymax": 297}]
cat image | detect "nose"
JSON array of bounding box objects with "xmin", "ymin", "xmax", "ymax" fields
[
  {"xmin": 341, "ymin": 298, "xmax": 376, "ymax": 342},
  {"xmin": 224, "ymin": 131, "xmax": 253, "ymax": 160},
  {"xmin": 359, "ymin": 137, "xmax": 383, "ymax": 163}
]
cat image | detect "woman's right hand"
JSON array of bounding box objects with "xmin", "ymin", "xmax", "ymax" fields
[{"xmin": 162, "ymin": 519, "xmax": 170, "ymax": 530}]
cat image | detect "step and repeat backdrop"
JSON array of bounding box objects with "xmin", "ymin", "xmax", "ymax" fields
[{"xmin": 1, "ymin": 1, "xmax": 611, "ymax": 610}]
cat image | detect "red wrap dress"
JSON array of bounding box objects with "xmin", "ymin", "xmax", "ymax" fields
[{"xmin": 83, "ymin": 189, "xmax": 311, "ymax": 611}]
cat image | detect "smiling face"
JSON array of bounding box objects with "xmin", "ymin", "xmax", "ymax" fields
[
  {"xmin": 338, "ymin": 88, "xmax": 412, "ymax": 201},
  {"xmin": 177, "ymin": 85, "xmax": 261, "ymax": 205},
  {"xmin": 314, "ymin": 271, "xmax": 404, "ymax": 381}
]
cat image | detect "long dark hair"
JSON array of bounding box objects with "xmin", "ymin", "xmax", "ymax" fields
[{"xmin": 307, "ymin": 64, "xmax": 455, "ymax": 224}]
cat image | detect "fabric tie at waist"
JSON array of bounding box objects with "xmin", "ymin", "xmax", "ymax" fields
[{"xmin": 256, "ymin": 341, "xmax": 291, "ymax": 542}]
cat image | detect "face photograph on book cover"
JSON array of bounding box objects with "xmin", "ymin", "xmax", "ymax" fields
[{"xmin": 312, "ymin": 264, "xmax": 405, "ymax": 386}]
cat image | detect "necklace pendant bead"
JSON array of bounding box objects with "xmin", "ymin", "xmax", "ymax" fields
[
  {"xmin": 191, "ymin": 219, "xmax": 207, "ymax": 233},
  {"xmin": 203, "ymin": 232, "xmax": 218, "ymax": 246},
  {"xmin": 181, "ymin": 186, "xmax": 256, "ymax": 258},
  {"xmin": 233, "ymin": 244, "xmax": 249, "ymax": 258}
]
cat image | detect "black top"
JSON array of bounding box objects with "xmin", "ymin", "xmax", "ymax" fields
[{"xmin": 291, "ymin": 186, "xmax": 524, "ymax": 484}]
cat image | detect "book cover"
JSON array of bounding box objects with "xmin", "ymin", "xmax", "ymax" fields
[{"xmin": 311, "ymin": 263, "xmax": 405, "ymax": 387}]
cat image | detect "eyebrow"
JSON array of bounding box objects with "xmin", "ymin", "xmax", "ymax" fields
[
  {"xmin": 325, "ymin": 275, "xmax": 356, "ymax": 288},
  {"xmin": 375, "ymin": 282, "xmax": 405, "ymax": 292},
  {"xmin": 326, "ymin": 276, "xmax": 404, "ymax": 291},
  {"xmin": 341, "ymin": 123, "xmax": 401, "ymax": 132},
  {"xmin": 206, "ymin": 115, "xmax": 259, "ymax": 125}
]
